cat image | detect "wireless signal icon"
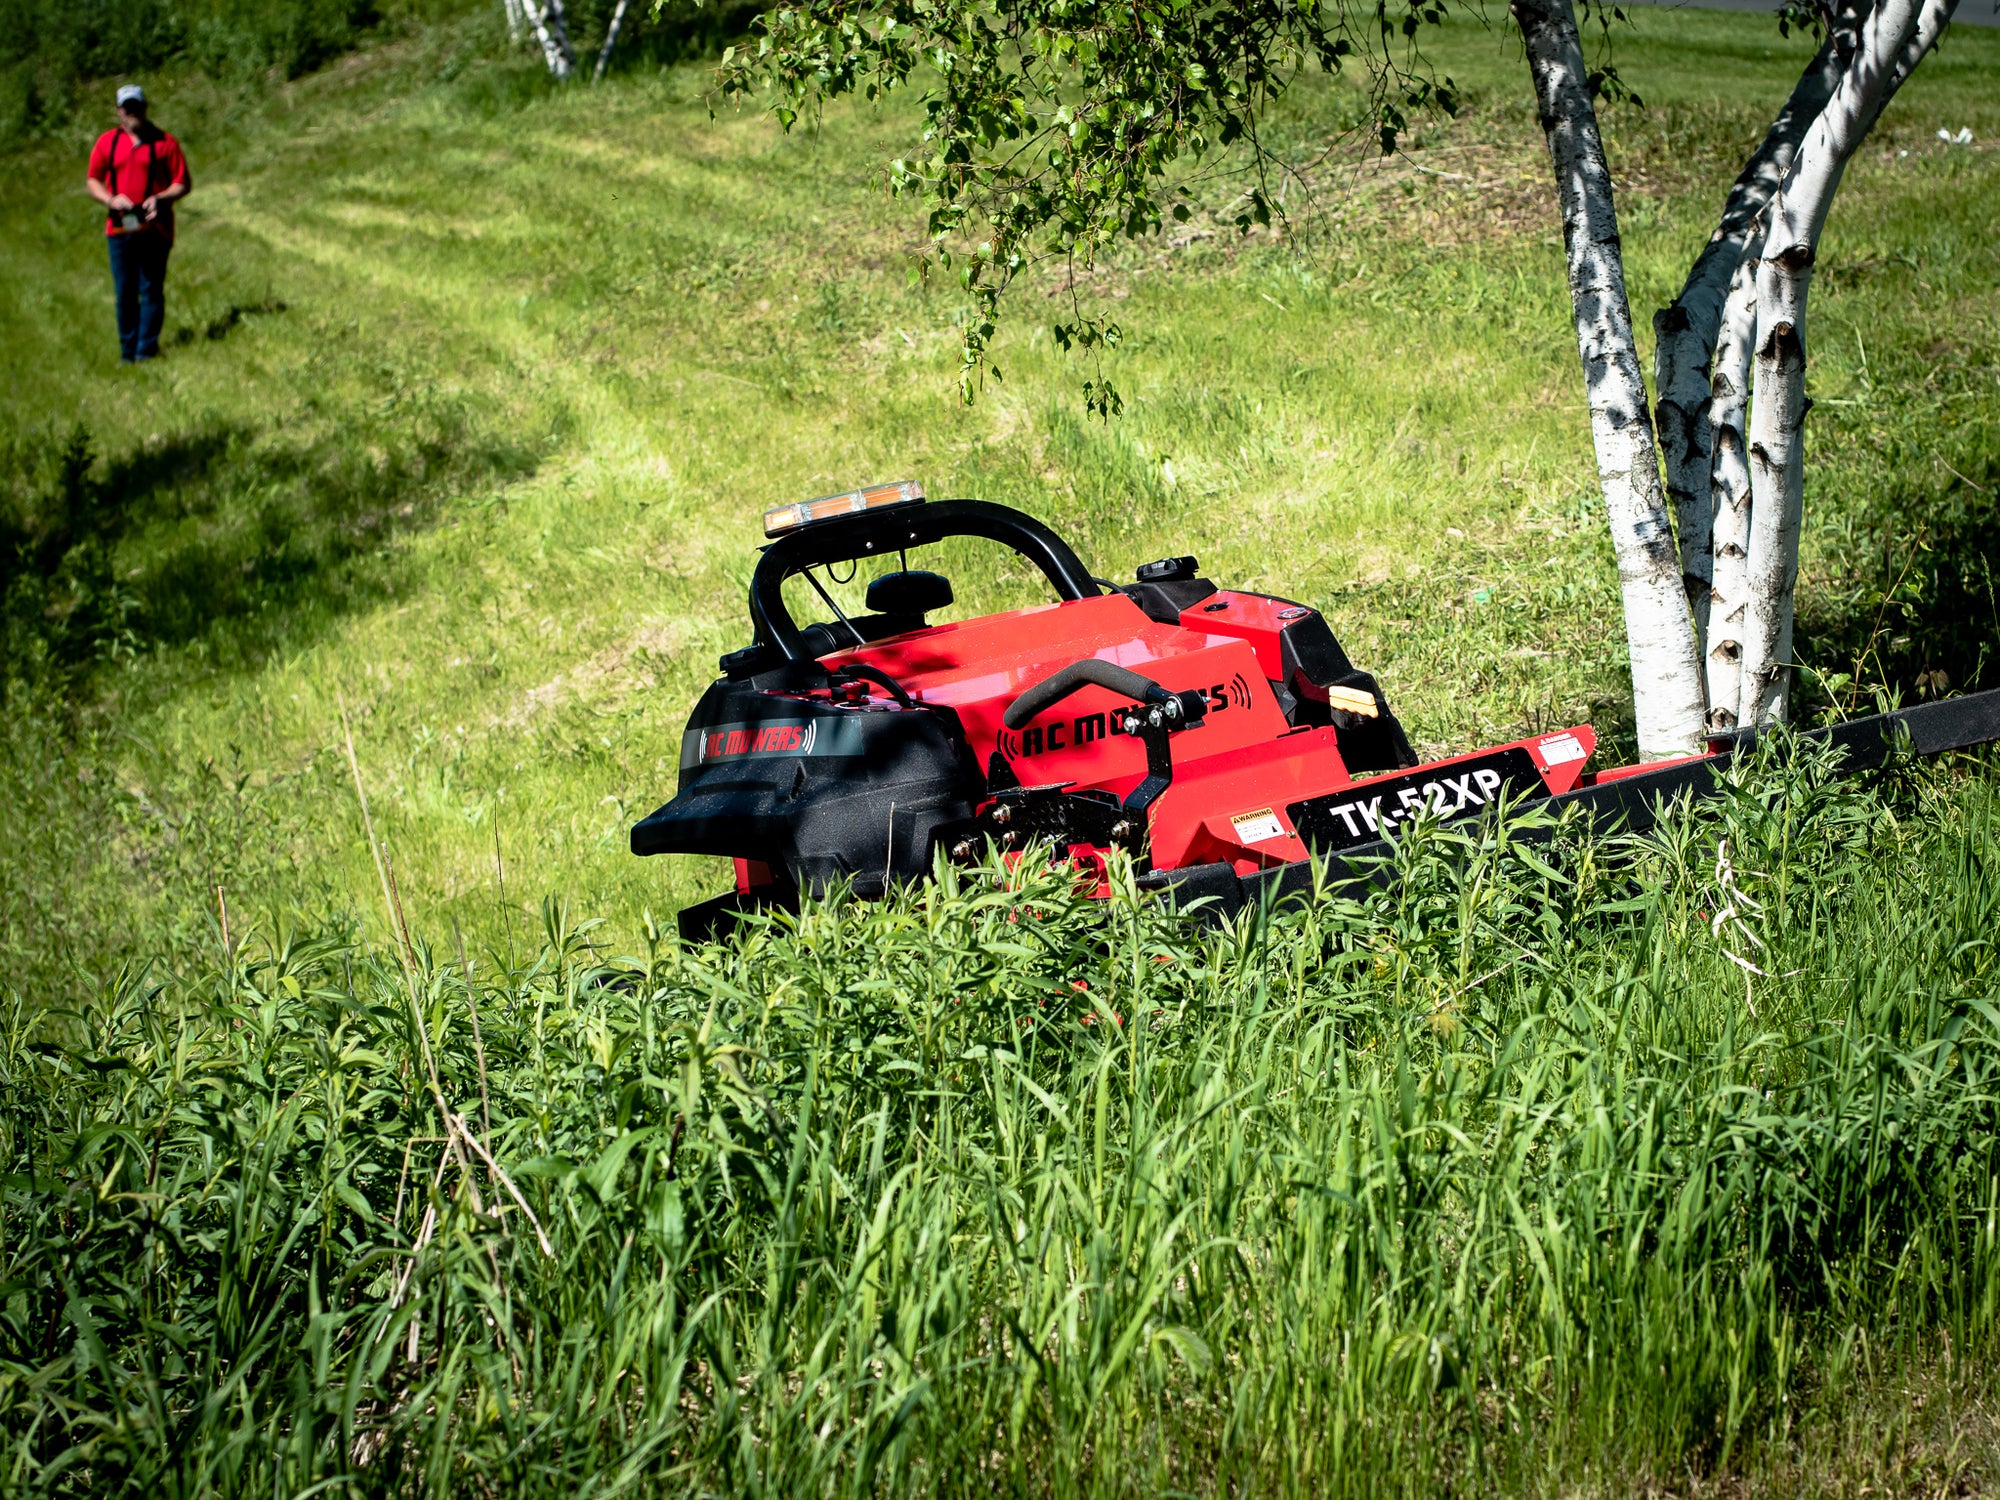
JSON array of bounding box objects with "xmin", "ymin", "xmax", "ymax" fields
[{"xmin": 1227, "ymin": 675, "xmax": 1253, "ymax": 710}]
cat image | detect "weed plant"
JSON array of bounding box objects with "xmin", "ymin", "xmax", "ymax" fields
[{"xmin": 4, "ymin": 740, "xmax": 1997, "ymax": 1495}]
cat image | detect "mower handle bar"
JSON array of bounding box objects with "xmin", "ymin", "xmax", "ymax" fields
[
  {"xmin": 1003, "ymin": 659, "xmax": 1172, "ymax": 731},
  {"xmin": 751, "ymin": 499, "xmax": 1101, "ymax": 662}
]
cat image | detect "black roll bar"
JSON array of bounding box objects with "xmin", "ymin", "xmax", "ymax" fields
[{"xmin": 749, "ymin": 499, "xmax": 1101, "ymax": 662}]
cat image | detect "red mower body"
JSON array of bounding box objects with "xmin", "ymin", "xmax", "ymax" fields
[
  {"xmin": 635, "ymin": 489, "xmax": 2000, "ymax": 935},
  {"xmin": 819, "ymin": 589, "xmax": 1598, "ymax": 881},
  {"xmin": 632, "ymin": 492, "xmax": 1614, "ymax": 937}
]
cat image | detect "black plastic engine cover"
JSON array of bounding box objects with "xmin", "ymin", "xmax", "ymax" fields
[
  {"xmin": 1278, "ymin": 613, "xmax": 1418, "ymax": 771},
  {"xmin": 1126, "ymin": 575, "xmax": 1219, "ymax": 625},
  {"xmin": 630, "ymin": 678, "xmax": 981, "ymax": 895}
]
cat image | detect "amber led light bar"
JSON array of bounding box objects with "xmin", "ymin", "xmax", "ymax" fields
[{"xmin": 764, "ymin": 479, "xmax": 926, "ymax": 538}]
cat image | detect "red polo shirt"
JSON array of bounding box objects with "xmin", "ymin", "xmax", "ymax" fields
[{"xmin": 88, "ymin": 127, "xmax": 189, "ymax": 245}]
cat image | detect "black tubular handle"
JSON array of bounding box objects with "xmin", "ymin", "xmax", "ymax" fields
[
  {"xmin": 1003, "ymin": 659, "xmax": 1171, "ymax": 730},
  {"xmin": 751, "ymin": 499, "xmax": 1101, "ymax": 662}
]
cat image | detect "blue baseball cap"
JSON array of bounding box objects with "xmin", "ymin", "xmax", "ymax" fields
[{"xmin": 116, "ymin": 84, "xmax": 146, "ymax": 107}]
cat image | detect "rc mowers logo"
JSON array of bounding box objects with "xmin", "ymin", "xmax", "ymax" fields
[
  {"xmin": 1285, "ymin": 747, "xmax": 1548, "ymax": 854},
  {"xmin": 682, "ymin": 715, "xmax": 878, "ymax": 770},
  {"xmin": 706, "ymin": 721, "xmax": 816, "ymax": 759},
  {"xmin": 999, "ymin": 673, "xmax": 1250, "ymax": 760}
]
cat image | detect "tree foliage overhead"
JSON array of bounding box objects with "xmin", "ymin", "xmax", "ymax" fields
[{"xmin": 723, "ymin": 0, "xmax": 1459, "ymax": 411}]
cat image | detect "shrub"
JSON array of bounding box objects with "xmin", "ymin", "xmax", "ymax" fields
[{"xmin": 0, "ymin": 0, "xmax": 462, "ymax": 142}]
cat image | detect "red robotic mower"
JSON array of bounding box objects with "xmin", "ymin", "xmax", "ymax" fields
[{"xmin": 632, "ymin": 484, "xmax": 2000, "ymax": 937}]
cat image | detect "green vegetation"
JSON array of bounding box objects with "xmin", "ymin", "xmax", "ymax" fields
[
  {"xmin": 7, "ymin": 746, "xmax": 2000, "ymax": 1494},
  {"xmin": 0, "ymin": 0, "xmax": 765, "ymax": 147},
  {"xmin": 2, "ymin": 5, "xmax": 1999, "ymax": 1492},
  {"xmin": 0, "ymin": 0, "xmax": 427, "ymax": 144},
  {"xmin": 3, "ymin": 8, "xmax": 1993, "ymax": 980}
]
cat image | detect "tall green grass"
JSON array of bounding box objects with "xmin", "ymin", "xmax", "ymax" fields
[
  {"xmin": 3, "ymin": 17, "xmax": 1999, "ymax": 1488},
  {"xmin": 5, "ymin": 740, "xmax": 1998, "ymax": 1495}
]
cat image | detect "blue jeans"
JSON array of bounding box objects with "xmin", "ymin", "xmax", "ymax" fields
[{"xmin": 108, "ymin": 232, "xmax": 170, "ymax": 361}]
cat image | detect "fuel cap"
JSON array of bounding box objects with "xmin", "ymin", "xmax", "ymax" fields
[{"xmin": 1135, "ymin": 555, "xmax": 1199, "ymax": 583}]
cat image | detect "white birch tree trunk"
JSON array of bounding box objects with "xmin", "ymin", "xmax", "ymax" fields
[
  {"xmin": 1652, "ymin": 7, "xmax": 1859, "ymax": 658},
  {"xmin": 593, "ymin": 0, "xmax": 632, "ymax": 83},
  {"xmin": 1512, "ymin": 0, "xmax": 1706, "ymax": 759},
  {"xmin": 1703, "ymin": 257, "xmax": 1758, "ymax": 731},
  {"xmin": 1741, "ymin": 240, "xmax": 1811, "ymax": 727},
  {"xmin": 1739, "ymin": 0, "xmax": 1954, "ymax": 725},
  {"xmin": 502, "ymin": 0, "xmax": 524, "ymax": 43},
  {"xmin": 527, "ymin": 0, "xmax": 577, "ymax": 78}
]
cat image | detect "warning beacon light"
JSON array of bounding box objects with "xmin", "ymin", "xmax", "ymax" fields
[{"xmin": 764, "ymin": 479, "xmax": 925, "ymax": 538}]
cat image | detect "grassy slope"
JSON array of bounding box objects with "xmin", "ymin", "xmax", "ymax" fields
[
  {"xmin": 1, "ymin": 10, "xmax": 1996, "ymax": 966},
  {"xmin": 3, "ymin": 13, "xmax": 2000, "ymax": 1494}
]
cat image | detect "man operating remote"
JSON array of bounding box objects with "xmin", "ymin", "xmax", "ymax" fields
[{"xmin": 85, "ymin": 83, "xmax": 192, "ymax": 365}]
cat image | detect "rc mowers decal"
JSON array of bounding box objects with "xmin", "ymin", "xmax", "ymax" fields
[
  {"xmin": 999, "ymin": 673, "xmax": 1251, "ymax": 760},
  {"xmin": 679, "ymin": 716, "xmax": 875, "ymax": 770},
  {"xmin": 1285, "ymin": 747, "xmax": 1547, "ymax": 854}
]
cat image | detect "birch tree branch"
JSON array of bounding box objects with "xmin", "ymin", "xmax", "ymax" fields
[
  {"xmin": 1512, "ymin": 0, "xmax": 1707, "ymax": 758},
  {"xmin": 593, "ymin": 0, "xmax": 632, "ymax": 83},
  {"xmin": 1704, "ymin": 257, "xmax": 1758, "ymax": 730},
  {"xmin": 1868, "ymin": 0, "xmax": 1962, "ymax": 133},
  {"xmin": 527, "ymin": 0, "xmax": 577, "ymax": 79},
  {"xmin": 1740, "ymin": 0, "xmax": 1954, "ymax": 726},
  {"xmin": 1652, "ymin": 1, "xmax": 1864, "ymax": 655}
]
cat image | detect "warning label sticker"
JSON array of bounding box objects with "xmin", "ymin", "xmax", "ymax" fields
[
  {"xmin": 1230, "ymin": 809, "xmax": 1288, "ymax": 845},
  {"xmin": 1538, "ymin": 732, "xmax": 1587, "ymax": 766}
]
